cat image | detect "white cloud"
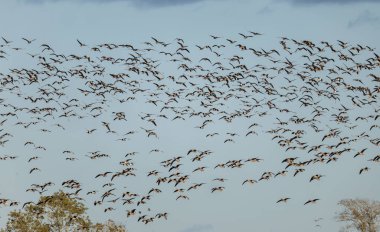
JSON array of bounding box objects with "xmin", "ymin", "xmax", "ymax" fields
[
  {"xmin": 348, "ymin": 10, "xmax": 380, "ymax": 28},
  {"xmin": 285, "ymin": 0, "xmax": 380, "ymax": 5}
]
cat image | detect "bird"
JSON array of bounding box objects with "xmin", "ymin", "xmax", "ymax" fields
[
  {"xmin": 354, "ymin": 148, "xmax": 367, "ymax": 158},
  {"xmin": 309, "ymin": 174, "xmax": 324, "ymax": 182},
  {"xmin": 28, "ymin": 156, "xmax": 39, "ymax": 162},
  {"xmin": 304, "ymin": 199, "xmax": 320, "ymax": 205},
  {"xmin": 22, "ymin": 201, "xmax": 34, "ymax": 208},
  {"xmin": 29, "ymin": 168, "xmax": 40, "ymax": 174},
  {"xmin": 76, "ymin": 39, "xmax": 87, "ymax": 47},
  {"xmin": 22, "ymin": 37, "xmax": 36, "ymax": 44},
  {"xmin": 104, "ymin": 207, "xmax": 115, "ymax": 212},
  {"xmin": 1, "ymin": 37, "xmax": 12, "ymax": 44},
  {"xmin": 176, "ymin": 195, "xmax": 189, "ymax": 200},
  {"xmin": 359, "ymin": 167, "xmax": 369, "ymax": 175},
  {"xmin": 294, "ymin": 169, "xmax": 305, "ymax": 177},
  {"xmin": 86, "ymin": 129, "xmax": 97, "ymax": 134},
  {"xmin": 242, "ymin": 179, "xmax": 257, "ymax": 185},
  {"xmin": 276, "ymin": 198, "xmax": 290, "ymax": 203},
  {"xmin": 211, "ymin": 187, "xmax": 225, "ymax": 193},
  {"xmin": 238, "ymin": 33, "xmax": 253, "ymax": 39}
]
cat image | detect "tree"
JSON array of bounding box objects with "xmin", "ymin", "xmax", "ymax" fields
[
  {"xmin": 337, "ymin": 199, "xmax": 380, "ymax": 232},
  {"xmin": 1, "ymin": 191, "xmax": 126, "ymax": 232},
  {"xmin": 92, "ymin": 220, "xmax": 127, "ymax": 232}
]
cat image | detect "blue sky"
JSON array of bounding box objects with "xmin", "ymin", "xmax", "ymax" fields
[{"xmin": 0, "ymin": 0, "xmax": 379, "ymax": 232}]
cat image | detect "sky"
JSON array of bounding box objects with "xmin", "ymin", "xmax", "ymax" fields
[{"xmin": 0, "ymin": 0, "xmax": 380, "ymax": 232}]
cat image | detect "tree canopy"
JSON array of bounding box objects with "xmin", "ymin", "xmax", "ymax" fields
[
  {"xmin": 1, "ymin": 191, "xmax": 126, "ymax": 232},
  {"xmin": 337, "ymin": 199, "xmax": 380, "ymax": 232}
]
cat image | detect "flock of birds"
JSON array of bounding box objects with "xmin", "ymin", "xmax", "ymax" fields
[{"xmin": 0, "ymin": 32, "xmax": 379, "ymax": 226}]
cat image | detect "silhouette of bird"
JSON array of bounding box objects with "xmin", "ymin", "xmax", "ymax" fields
[
  {"xmin": 304, "ymin": 199, "xmax": 320, "ymax": 205},
  {"xmin": 276, "ymin": 197, "xmax": 290, "ymax": 203}
]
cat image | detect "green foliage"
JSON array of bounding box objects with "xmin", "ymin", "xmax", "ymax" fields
[
  {"xmin": 1, "ymin": 191, "xmax": 126, "ymax": 232},
  {"xmin": 92, "ymin": 220, "xmax": 127, "ymax": 232}
]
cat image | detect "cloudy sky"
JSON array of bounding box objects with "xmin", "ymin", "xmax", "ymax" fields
[
  {"xmin": 1, "ymin": 0, "xmax": 380, "ymax": 232},
  {"xmin": 2, "ymin": 0, "xmax": 379, "ymax": 45}
]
